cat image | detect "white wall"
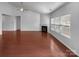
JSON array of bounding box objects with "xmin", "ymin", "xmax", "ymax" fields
[
  {"xmin": 0, "ymin": 2, "xmax": 20, "ymax": 34},
  {"xmin": 50, "ymin": 2, "xmax": 79, "ymax": 56},
  {"xmin": 21, "ymin": 11, "xmax": 40, "ymax": 31},
  {"xmin": 71, "ymin": 3, "xmax": 79, "ymax": 56},
  {"xmin": 2, "ymin": 14, "xmax": 16, "ymax": 31},
  {"xmin": 0, "ymin": 2, "xmax": 41, "ymax": 33},
  {"xmin": 40, "ymin": 14, "xmax": 50, "ymax": 32},
  {"xmin": 0, "ymin": 14, "xmax": 2, "ymax": 34}
]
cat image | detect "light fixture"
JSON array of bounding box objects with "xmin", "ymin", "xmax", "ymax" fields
[
  {"xmin": 20, "ymin": 2, "xmax": 24, "ymax": 12},
  {"xmin": 20, "ymin": 8, "xmax": 24, "ymax": 12}
]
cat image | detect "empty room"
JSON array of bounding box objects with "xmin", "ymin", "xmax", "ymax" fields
[{"xmin": 0, "ymin": 2, "xmax": 79, "ymax": 57}]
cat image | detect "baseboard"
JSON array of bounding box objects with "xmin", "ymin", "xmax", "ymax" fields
[
  {"xmin": 2, "ymin": 30, "xmax": 16, "ymax": 31},
  {"xmin": 58, "ymin": 37, "xmax": 79, "ymax": 56},
  {"xmin": 49, "ymin": 32, "xmax": 78, "ymax": 57},
  {"xmin": 2, "ymin": 30, "xmax": 42, "ymax": 32},
  {"xmin": 20, "ymin": 29, "xmax": 41, "ymax": 31},
  {"xmin": 0, "ymin": 31, "xmax": 2, "ymax": 35}
]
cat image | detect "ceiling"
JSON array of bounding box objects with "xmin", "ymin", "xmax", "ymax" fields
[{"xmin": 9, "ymin": 2, "xmax": 65, "ymax": 14}]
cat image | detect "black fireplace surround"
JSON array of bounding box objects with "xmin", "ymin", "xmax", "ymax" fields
[{"xmin": 41, "ymin": 26, "xmax": 47, "ymax": 32}]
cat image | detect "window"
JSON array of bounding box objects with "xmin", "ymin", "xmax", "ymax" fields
[
  {"xmin": 60, "ymin": 14, "xmax": 71, "ymax": 38},
  {"xmin": 50, "ymin": 14, "xmax": 71, "ymax": 38},
  {"xmin": 51, "ymin": 18, "xmax": 55, "ymax": 31}
]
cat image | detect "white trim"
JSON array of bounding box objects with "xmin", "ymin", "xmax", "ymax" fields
[
  {"xmin": 2, "ymin": 29, "xmax": 16, "ymax": 31},
  {"xmin": 50, "ymin": 31, "xmax": 79, "ymax": 56},
  {"xmin": 0, "ymin": 31, "xmax": 2, "ymax": 35},
  {"xmin": 21, "ymin": 30, "xmax": 41, "ymax": 31}
]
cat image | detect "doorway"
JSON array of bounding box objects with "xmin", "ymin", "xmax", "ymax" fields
[{"xmin": 16, "ymin": 16, "xmax": 21, "ymax": 31}]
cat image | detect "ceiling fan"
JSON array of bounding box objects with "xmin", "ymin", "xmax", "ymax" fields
[
  {"xmin": 18, "ymin": 2, "xmax": 38, "ymax": 13},
  {"xmin": 19, "ymin": 2, "xmax": 30, "ymax": 12},
  {"xmin": 20, "ymin": 2, "xmax": 24, "ymax": 12}
]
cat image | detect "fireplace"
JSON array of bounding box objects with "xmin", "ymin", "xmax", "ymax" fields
[{"xmin": 41, "ymin": 26, "xmax": 47, "ymax": 32}]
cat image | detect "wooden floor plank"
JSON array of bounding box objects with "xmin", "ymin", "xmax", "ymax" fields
[{"xmin": 0, "ymin": 31, "xmax": 77, "ymax": 57}]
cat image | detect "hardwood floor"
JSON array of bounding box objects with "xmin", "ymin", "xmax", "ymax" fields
[{"xmin": 0, "ymin": 31, "xmax": 77, "ymax": 57}]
